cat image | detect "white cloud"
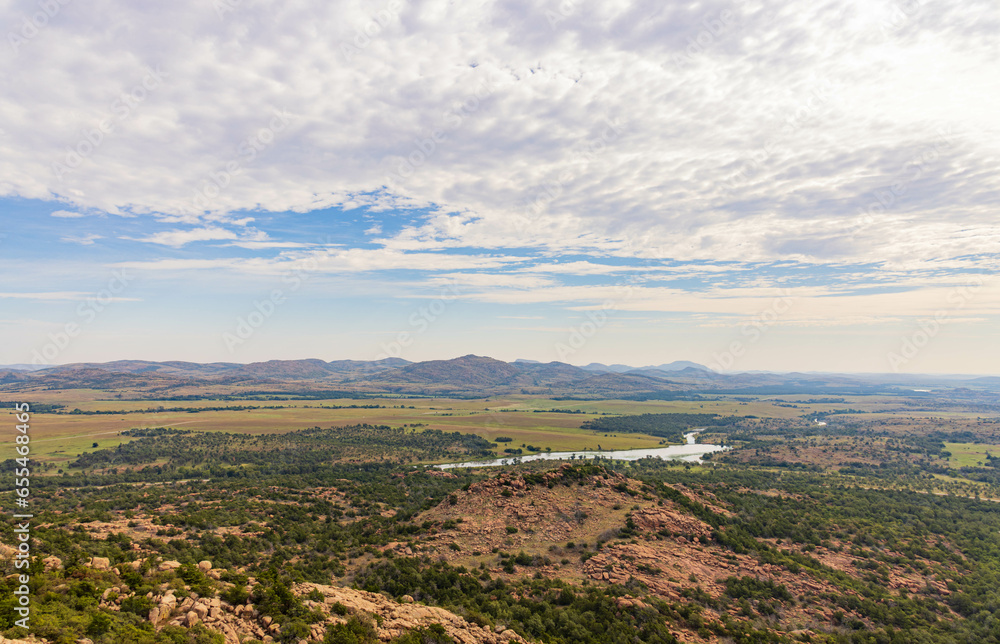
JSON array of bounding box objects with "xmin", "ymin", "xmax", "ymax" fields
[
  {"xmin": 131, "ymin": 226, "xmax": 268, "ymax": 248},
  {"xmin": 221, "ymin": 241, "xmax": 316, "ymax": 250},
  {"xmin": 431, "ymin": 278, "xmax": 1000, "ymax": 327},
  {"xmin": 51, "ymin": 210, "xmax": 86, "ymax": 218},
  {"xmin": 60, "ymin": 234, "xmax": 103, "ymax": 245},
  {"xmin": 0, "ymin": 0, "xmax": 994, "ymax": 272},
  {"xmin": 0, "ymin": 292, "xmax": 140, "ymax": 301},
  {"xmin": 429, "ymin": 273, "xmax": 556, "ymax": 289},
  {"xmin": 116, "ymin": 247, "xmax": 524, "ymax": 274}
]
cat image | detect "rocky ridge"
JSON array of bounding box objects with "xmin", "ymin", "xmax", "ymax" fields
[{"xmin": 85, "ymin": 558, "xmax": 528, "ymax": 644}]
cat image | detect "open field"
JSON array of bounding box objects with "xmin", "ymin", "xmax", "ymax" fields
[
  {"xmin": 944, "ymin": 442, "xmax": 1000, "ymax": 467},
  {"xmin": 6, "ymin": 396, "xmax": 683, "ymax": 466},
  {"xmin": 8, "ymin": 390, "xmax": 1000, "ymax": 472}
]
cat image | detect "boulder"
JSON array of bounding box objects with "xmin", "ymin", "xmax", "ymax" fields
[
  {"xmin": 161, "ymin": 594, "xmax": 177, "ymax": 611},
  {"xmin": 158, "ymin": 560, "xmax": 182, "ymax": 572},
  {"xmin": 89, "ymin": 557, "xmax": 111, "ymax": 571},
  {"xmin": 198, "ymin": 560, "xmax": 212, "ymax": 572}
]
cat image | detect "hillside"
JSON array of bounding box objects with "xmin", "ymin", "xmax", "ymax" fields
[
  {"xmin": 409, "ymin": 463, "xmax": 964, "ymax": 640},
  {"xmin": 368, "ymin": 354, "xmax": 522, "ymax": 387}
]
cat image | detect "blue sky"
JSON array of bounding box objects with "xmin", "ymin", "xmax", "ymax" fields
[{"xmin": 0, "ymin": 0, "xmax": 997, "ymax": 373}]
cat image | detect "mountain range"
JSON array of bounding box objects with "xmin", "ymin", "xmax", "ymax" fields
[{"xmin": 1, "ymin": 355, "xmax": 998, "ymax": 400}]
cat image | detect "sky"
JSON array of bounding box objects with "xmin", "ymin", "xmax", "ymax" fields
[{"xmin": 0, "ymin": 0, "xmax": 997, "ymax": 374}]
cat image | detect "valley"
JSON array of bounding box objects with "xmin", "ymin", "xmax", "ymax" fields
[{"xmin": 1, "ymin": 357, "xmax": 1000, "ymax": 643}]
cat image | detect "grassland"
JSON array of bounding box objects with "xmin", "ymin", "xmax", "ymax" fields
[
  {"xmin": 10, "ymin": 389, "xmax": 999, "ymax": 473},
  {"xmin": 944, "ymin": 442, "xmax": 1000, "ymax": 467},
  {"xmin": 8, "ymin": 396, "xmax": 683, "ymax": 468}
]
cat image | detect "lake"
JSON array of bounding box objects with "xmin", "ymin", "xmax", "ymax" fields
[{"xmin": 437, "ymin": 429, "xmax": 728, "ymax": 469}]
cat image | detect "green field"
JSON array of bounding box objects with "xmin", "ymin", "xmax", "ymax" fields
[
  {"xmin": 13, "ymin": 391, "xmax": 998, "ymax": 473},
  {"xmin": 944, "ymin": 442, "xmax": 1000, "ymax": 467},
  {"xmin": 10, "ymin": 396, "xmax": 698, "ymax": 467}
]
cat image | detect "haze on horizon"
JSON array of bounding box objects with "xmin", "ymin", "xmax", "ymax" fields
[{"xmin": 1, "ymin": 0, "xmax": 997, "ymax": 375}]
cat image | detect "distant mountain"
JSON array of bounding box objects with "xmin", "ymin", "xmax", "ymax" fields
[
  {"xmin": 625, "ymin": 366, "xmax": 718, "ymax": 381},
  {"xmin": 43, "ymin": 360, "xmax": 243, "ymax": 377},
  {"xmin": 0, "ymin": 370, "xmax": 31, "ymax": 384},
  {"xmin": 580, "ymin": 363, "xmax": 635, "ymax": 373},
  {"xmin": 368, "ymin": 355, "xmax": 522, "ymax": 387},
  {"xmin": 0, "ymin": 364, "xmax": 51, "ymax": 372},
  {"xmin": 14, "ymin": 366, "xmax": 185, "ymax": 390},
  {"xmin": 572, "ymin": 372, "xmax": 684, "ymax": 394},
  {"xmin": 227, "ymin": 359, "xmax": 345, "ymax": 380},
  {"xmin": 359, "ymin": 355, "xmax": 681, "ymax": 394},
  {"xmin": 581, "ymin": 361, "xmax": 712, "ymax": 373},
  {"xmin": 514, "ymin": 361, "xmax": 593, "ymax": 387},
  {"xmin": 645, "ymin": 361, "xmax": 712, "ymax": 372},
  {"xmin": 29, "ymin": 358, "xmax": 412, "ymax": 381},
  {"xmin": 1, "ymin": 356, "xmax": 995, "ymax": 398}
]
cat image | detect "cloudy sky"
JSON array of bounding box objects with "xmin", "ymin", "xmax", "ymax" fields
[{"xmin": 1, "ymin": 0, "xmax": 997, "ymax": 373}]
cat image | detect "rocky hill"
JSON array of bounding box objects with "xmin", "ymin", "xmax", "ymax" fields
[
  {"xmin": 405, "ymin": 464, "xmax": 957, "ymax": 639},
  {"xmin": 0, "ymin": 551, "xmax": 528, "ymax": 644}
]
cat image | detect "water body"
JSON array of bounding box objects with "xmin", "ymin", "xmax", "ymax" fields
[{"xmin": 437, "ymin": 430, "xmax": 728, "ymax": 470}]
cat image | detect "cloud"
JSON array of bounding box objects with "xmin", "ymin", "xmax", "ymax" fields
[
  {"xmin": 60, "ymin": 234, "xmax": 103, "ymax": 245},
  {"xmin": 420, "ymin": 277, "xmax": 1000, "ymax": 327},
  {"xmin": 116, "ymin": 247, "xmax": 524, "ymax": 274},
  {"xmin": 131, "ymin": 226, "xmax": 265, "ymax": 248},
  {"xmin": 0, "ymin": 292, "xmax": 140, "ymax": 302},
  {"xmin": 0, "ymin": 0, "xmax": 993, "ymax": 273},
  {"xmin": 221, "ymin": 241, "xmax": 316, "ymax": 250},
  {"xmin": 2, "ymin": 0, "xmax": 999, "ymax": 374},
  {"xmin": 429, "ymin": 273, "xmax": 556, "ymax": 290}
]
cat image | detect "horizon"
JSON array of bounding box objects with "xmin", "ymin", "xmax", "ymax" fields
[
  {"xmin": 2, "ymin": 0, "xmax": 997, "ymax": 375},
  {"xmin": 4, "ymin": 354, "xmax": 999, "ymax": 378}
]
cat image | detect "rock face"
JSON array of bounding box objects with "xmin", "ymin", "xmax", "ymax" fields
[
  {"xmin": 88, "ymin": 556, "xmax": 111, "ymax": 571},
  {"xmin": 133, "ymin": 581, "xmax": 527, "ymax": 644},
  {"xmin": 42, "ymin": 555, "xmax": 63, "ymax": 571},
  {"xmin": 630, "ymin": 506, "xmax": 711, "ymax": 538},
  {"xmin": 296, "ymin": 584, "xmax": 530, "ymax": 644},
  {"xmin": 419, "ymin": 465, "xmax": 651, "ymax": 555}
]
